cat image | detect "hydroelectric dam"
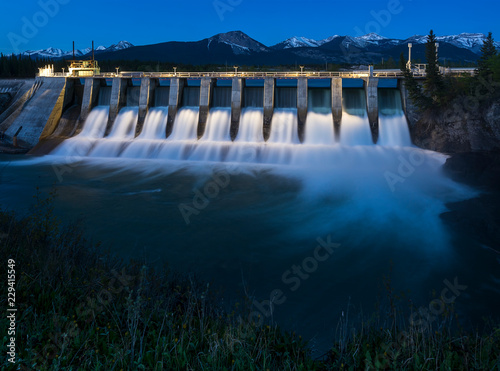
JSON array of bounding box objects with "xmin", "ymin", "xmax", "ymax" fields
[{"xmin": 0, "ymin": 69, "xmax": 417, "ymax": 160}]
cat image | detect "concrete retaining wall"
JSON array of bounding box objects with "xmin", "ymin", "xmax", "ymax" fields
[{"xmin": 3, "ymin": 77, "xmax": 69, "ymax": 147}]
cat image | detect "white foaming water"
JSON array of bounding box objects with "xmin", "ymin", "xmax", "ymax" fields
[
  {"xmin": 235, "ymin": 108, "xmax": 264, "ymax": 143},
  {"xmin": 268, "ymin": 108, "xmax": 299, "ymax": 144},
  {"xmin": 201, "ymin": 108, "xmax": 231, "ymax": 142},
  {"xmin": 89, "ymin": 107, "xmax": 139, "ymax": 158},
  {"xmin": 51, "ymin": 106, "xmax": 109, "ymax": 157},
  {"xmin": 156, "ymin": 107, "xmax": 199, "ymax": 160},
  {"xmin": 168, "ymin": 107, "xmax": 199, "ymax": 141},
  {"xmin": 138, "ymin": 107, "xmax": 168, "ymax": 140},
  {"xmin": 120, "ymin": 107, "xmax": 169, "ymax": 159},
  {"xmin": 304, "ymin": 111, "xmax": 334, "ymax": 145},
  {"xmin": 378, "ymin": 114, "xmax": 412, "ymax": 147},
  {"xmin": 189, "ymin": 108, "xmax": 232, "ymax": 162},
  {"xmin": 257, "ymin": 109, "xmax": 299, "ymax": 165},
  {"xmin": 78, "ymin": 106, "xmax": 110, "ymax": 138},
  {"xmin": 106, "ymin": 107, "xmax": 139, "ymax": 139},
  {"xmin": 223, "ymin": 108, "xmax": 265, "ymax": 163},
  {"xmin": 377, "ymin": 89, "xmax": 412, "ymax": 147},
  {"xmin": 340, "ymin": 113, "xmax": 374, "ymax": 146}
]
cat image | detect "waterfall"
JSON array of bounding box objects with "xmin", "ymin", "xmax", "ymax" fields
[
  {"xmin": 201, "ymin": 108, "xmax": 231, "ymax": 142},
  {"xmin": 120, "ymin": 107, "xmax": 169, "ymax": 159},
  {"xmin": 268, "ymin": 108, "xmax": 299, "ymax": 144},
  {"xmin": 49, "ymin": 83, "xmax": 413, "ymax": 165},
  {"xmin": 235, "ymin": 108, "xmax": 264, "ymax": 143},
  {"xmin": 189, "ymin": 108, "xmax": 231, "ymax": 162},
  {"xmin": 340, "ymin": 89, "xmax": 373, "ymax": 146},
  {"xmin": 156, "ymin": 107, "xmax": 199, "ymax": 160},
  {"xmin": 138, "ymin": 107, "xmax": 168, "ymax": 140},
  {"xmin": 260, "ymin": 108, "xmax": 299, "ymax": 164},
  {"xmin": 88, "ymin": 107, "xmax": 139, "ymax": 158},
  {"xmin": 304, "ymin": 111, "xmax": 334, "ymax": 145},
  {"xmin": 378, "ymin": 89, "xmax": 412, "ymax": 147},
  {"xmin": 168, "ymin": 107, "xmax": 199, "ymax": 141},
  {"xmin": 51, "ymin": 106, "xmax": 109, "ymax": 157}
]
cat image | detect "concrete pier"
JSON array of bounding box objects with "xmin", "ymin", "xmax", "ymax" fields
[
  {"xmin": 166, "ymin": 78, "xmax": 184, "ymax": 137},
  {"xmin": 80, "ymin": 78, "xmax": 100, "ymax": 124},
  {"xmin": 136, "ymin": 78, "xmax": 155, "ymax": 137},
  {"xmin": 230, "ymin": 78, "xmax": 243, "ymax": 140},
  {"xmin": 198, "ymin": 77, "xmax": 213, "ymax": 139},
  {"xmin": 332, "ymin": 77, "xmax": 342, "ymax": 141},
  {"xmin": 263, "ymin": 77, "xmax": 275, "ymax": 141},
  {"xmin": 106, "ymin": 78, "xmax": 127, "ymax": 136},
  {"xmin": 297, "ymin": 77, "xmax": 308, "ymax": 143},
  {"xmin": 365, "ymin": 78, "xmax": 379, "ymax": 143}
]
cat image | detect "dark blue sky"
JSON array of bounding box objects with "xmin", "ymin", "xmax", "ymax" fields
[{"xmin": 2, "ymin": 0, "xmax": 499, "ymax": 54}]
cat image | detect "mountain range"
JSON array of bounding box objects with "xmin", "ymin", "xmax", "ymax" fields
[
  {"xmin": 23, "ymin": 41, "xmax": 134, "ymax": 59},
  {"xmin": 24, "ymin": 31, "xmax": 498, "ymax": 66}
]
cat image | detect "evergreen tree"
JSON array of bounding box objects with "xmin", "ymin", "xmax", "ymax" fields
[
  {"xmin": 423, "ymin": 30, "xmax": 445, "ymax": 106},
  {"xmin": 477, "ymin": 32, "xmax": 497, "ymax": 79}
]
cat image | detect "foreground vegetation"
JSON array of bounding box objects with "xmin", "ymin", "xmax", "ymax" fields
[{"xmin": 1, "ymin": 190, "xmax": 499, "ymax": 370}]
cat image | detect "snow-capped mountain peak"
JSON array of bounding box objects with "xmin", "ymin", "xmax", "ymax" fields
[
  {"xmin": 357, "ymin": 33, "xmax": 387, "ymax": 41},
  {"xmin": 22, "ymin": 41, "xmax": 134, "ymax": 58},
  {"xmin": 207, "ymin": 31, "xmax": 268, "ymax": 54},
  {"xmin": 282, "ymin": 36, "xmax": 322, "ymax": 48}
]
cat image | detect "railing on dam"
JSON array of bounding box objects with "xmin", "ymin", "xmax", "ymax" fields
[{"xmin": 36, "ymin": 68, "xmax": 476, "ymax": 79}]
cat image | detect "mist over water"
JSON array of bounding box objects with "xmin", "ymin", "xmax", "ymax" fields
[{"xmin": 1, "ymin": 90, "xmax": 497, "ymax": 352}]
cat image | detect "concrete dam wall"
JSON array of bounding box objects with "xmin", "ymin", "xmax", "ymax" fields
[{"xmin": 0, "ymin": 76, "xmax": 409, "ymax": 151}]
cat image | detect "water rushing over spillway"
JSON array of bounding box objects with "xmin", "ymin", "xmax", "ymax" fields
[
  {"xmin": 48, "ymin": 92, "xmax": 413, "ymax": 163},
  {"xmin": 4, "ymin": 90, "xmax": 497, "ymax": 355}
]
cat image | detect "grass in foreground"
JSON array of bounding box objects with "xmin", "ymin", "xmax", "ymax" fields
[{"xmin": 1, "ymin": 190, "xmax": 499, "ymax": 370}]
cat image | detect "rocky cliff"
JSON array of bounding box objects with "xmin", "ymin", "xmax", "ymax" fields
[{"xmin": 406, "ymin": 94, "xmax": 500, "ymax": 153}]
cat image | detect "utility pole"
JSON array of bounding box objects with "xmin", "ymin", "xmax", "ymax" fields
[{"xmin": 407, "ymin": 43, "xmax": 412, "ymax": 70}]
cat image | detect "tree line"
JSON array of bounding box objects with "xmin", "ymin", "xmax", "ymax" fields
[
  {"xmin": 0, "ymin": 54, "xmax": 56, "ymax": 78},
  {"xmin": 400, "ymin": 30, "xmax": 499, "ymax": 110}
]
